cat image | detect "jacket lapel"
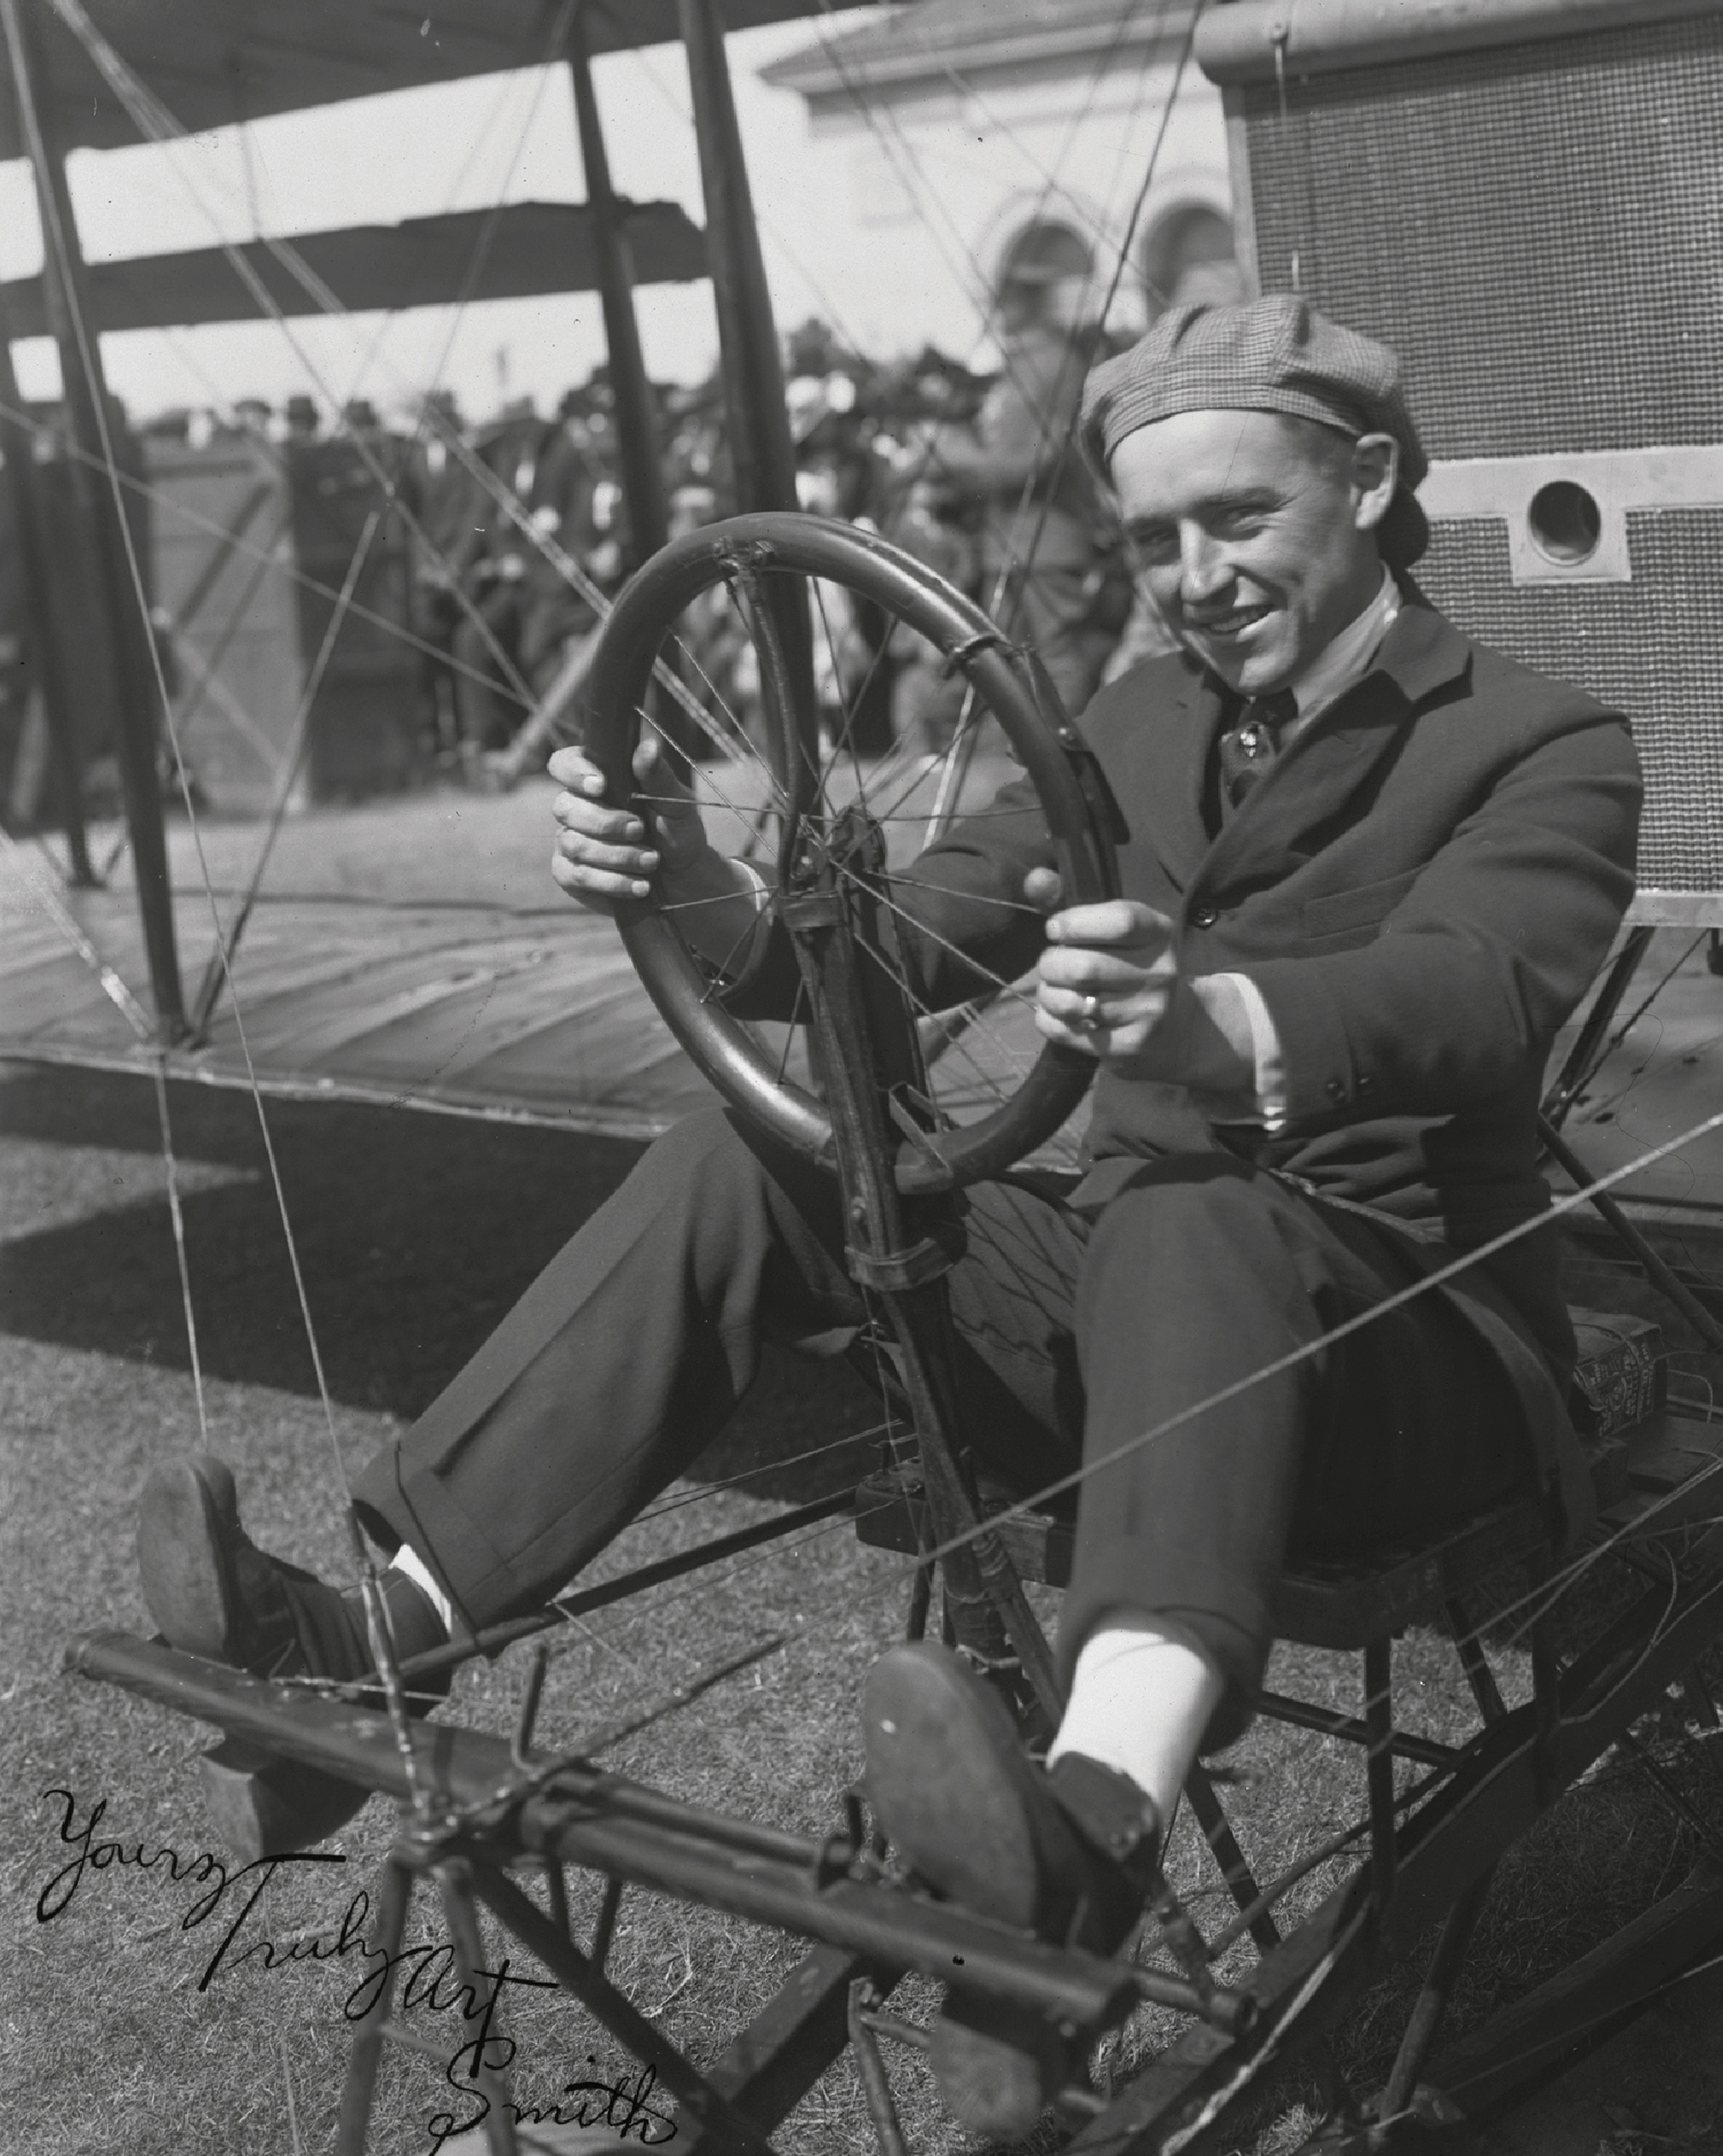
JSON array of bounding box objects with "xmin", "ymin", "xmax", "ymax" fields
[
  {"xmin": 1123, "ymin": 660, "xmax": 1228, "ymax": 894},
  {"xmin": 1195, "ymin": 596, "xmax": 1472, "ymax": 893}
]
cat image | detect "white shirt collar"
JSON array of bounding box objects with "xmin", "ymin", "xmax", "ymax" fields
[{"xmin": 1284, "ymin": 566, "xmax": 1401, "ymax": 731}]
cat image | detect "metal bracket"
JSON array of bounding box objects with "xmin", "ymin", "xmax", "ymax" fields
[
  {"xmin": 714, "ymin": 534, "xmax": 778, "ymax": 576},
  {"xmin": 939, "ymin": 626, "xmax": 1005, "ymax": 678},
  {"xmin": 779, "ymin": 888, "xmax": 843, "ymax": 931},
  {"xmin": 847, "ymin": 1231, "xmax": 964, "ymax": 1293},
  {"xmin": 1020, "ymin": 645, "xmax": 1132, "ymax": 851}
]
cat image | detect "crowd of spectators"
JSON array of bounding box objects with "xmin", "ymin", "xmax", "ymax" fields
[
  {"xmin": 399, "ymin": 303, "xmax": 1173, "ymax": 784},
  {"xmin": 0, "ymin": 308, "xmax": 1170, "ymax": 826},
  {"xmin": 317, "ymin": 304, "xmax": 1167, "ymax": 779}
]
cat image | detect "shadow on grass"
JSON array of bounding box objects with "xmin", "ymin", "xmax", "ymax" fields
[{"xmin": 0, "ymin": 1062, "xmax": 882, "ymax": 1501}]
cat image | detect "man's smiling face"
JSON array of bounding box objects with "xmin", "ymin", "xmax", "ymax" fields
[{"xmin": 1111, "ymin": 408, "xmax": 1396, "ymax": 695}]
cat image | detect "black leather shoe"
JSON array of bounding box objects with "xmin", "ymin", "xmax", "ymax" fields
[
  {"xmin": 136, "ymin": 1456, "xmax": 449, "ymax": 1858},
  {"xmin": 138, "ymin": 1455, "xmax": 336, "ymax": 1678},
  {"xmin": 863, "ymin": 1641, "xmax": 1160, "ymax": 2136}
]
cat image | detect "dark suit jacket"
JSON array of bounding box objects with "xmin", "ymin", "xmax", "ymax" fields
[
  {"xmin": 912, "ymin": 594, "xmax": 1636, "ymax": 1442},
  {"xmin": 911, "ymin": 588, "xmax": 1639, "ymax": 1212},
  {"xmin": 731, "ymin": 590, "xmax": 1641, "ymax": 1535}
]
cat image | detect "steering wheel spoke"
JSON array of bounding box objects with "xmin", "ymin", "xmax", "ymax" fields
[{"xmin": 582, "ymin": 511, "xmax": 1118, "ymax": 1190}]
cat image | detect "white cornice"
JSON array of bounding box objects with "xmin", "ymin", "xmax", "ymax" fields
[{"xmin": 762, "ymin": 2, "xmax": 1200, "ymax": 101}]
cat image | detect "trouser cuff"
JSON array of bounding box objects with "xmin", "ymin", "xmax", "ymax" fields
[{"xmin": 351, "ymin": 1443, "xmax": 532, "ymax": 1638}]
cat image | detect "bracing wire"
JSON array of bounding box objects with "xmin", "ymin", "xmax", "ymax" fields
[
  {"xmin": 0, "ymin": 0, "xmax": 225, "ymax": 1449},
  {"xmin": 190, "ymin": 508, "xmax": 386, "ymax": 1031},
  {"xmin": 148, "ymin": 1058, "xmax": 208, "ymax": 1447},
  {"xmin": 807, "ymin": 0, "xmax": 1147, "ymax": 488},
  {"xmin": 18, "ymin": 0, "xmax": 656, "ymax": 991},
  {"xmin": 16, "ymin": 0, "xmax": 461, "ymax": 1806},
  {"xmin": 795, "ymin": 0, "xmax": 1193, "ymax": 838},
  {"xmin": 277, "ymin": 1060, "xmax": 1723, "ymax": 1754},
  {"xmin": 0, "ymin": 823, "xmax": 154, "ymax": 1038},
  {"xmin": 982, "ymin": 0, "xmax": 1204, "ymax": 630},
  {"xmin": 37, "ymin": 0, "xmax": 1723, "ymax": 1966},
  {"xmin": 809, "ymin": 0, "xmax": 1148, "ymax": 397},
  {"xmin": 296, "ymin": 1030, "xmax": 1723, "ymax": 1733},
  {"xmin": 45, "ymin": 0, "xmax": 1186, "ymax": 849},
  {"xmin": 0, "ymin": 390, "xmax": 533, "ymax": 712},
  {"xmin": 53, "ymin": 0, "xmax": 1169, "ymax": 873},
  {"xmin": 46, "ymin": 0, "xmax": 556, "ymax": 716},
  {"xmin": 904, "ymin": 1097, "xmax": 1723, "ymax": 1604}
]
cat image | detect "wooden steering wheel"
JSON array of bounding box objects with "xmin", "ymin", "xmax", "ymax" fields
[{"xmin": 579, "ymin": 510, "xmax": 1120, "ymax": 1192}]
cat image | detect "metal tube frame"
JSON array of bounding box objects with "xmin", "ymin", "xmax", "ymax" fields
[
  {"xmin": 1541, "ymin": 925, "xmax": 1656, "ymax": 1127},
  {"xmin": 0, "ymin": 0, "xmax": 183, "ymax": 1034},
  {"xmin": 564, "ymin": 14, "xmax": 716, "ymax": 768},
  {"xmin": 677, "ymin": 0, "xmax": 799, "ymax": 520},
  {"xmin": 565, "ymin": 21, "xmax": 669, "ymax": 576},
  {"xmin": 1539, "ymin": 1114, "xmax": 1723, "ymax": 1354},
  {"xmin": 676, "ymin": 0, "xmax": 817, "ymax": 773},
  {"xmin": 0, "ymin": 277, "xmax": 91, "ymax": 880}
]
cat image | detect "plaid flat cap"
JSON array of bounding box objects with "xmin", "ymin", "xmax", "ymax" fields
[{"xmin": 1080, "ymin": 295, "xmax": 1430, "ymax": 564}]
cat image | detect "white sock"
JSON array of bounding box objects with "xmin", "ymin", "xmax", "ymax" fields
[
  {"xmin": 389, "ymin": 1543, "xmax": 456, "ymax": 1637},
  {"xmin": 1046, "ymin": 1611, "xmax": 1226, "ymax": 1829}
]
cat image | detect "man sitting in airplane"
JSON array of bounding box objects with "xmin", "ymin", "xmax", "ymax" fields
[{"xmin": 135, "ymin": 296, "xmax": 1639, "ymax": 2135}]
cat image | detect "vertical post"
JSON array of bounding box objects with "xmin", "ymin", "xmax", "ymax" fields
[
  {"xmin": 564, "ymin": 19, "xmax": 669, "ymax": 572},
  {"xmin": 0, "ymin": 278, "xmax": 91, "ymax": 882},
  {"xmin": 334, "ymin": 1851, "xmax": 414, "ymax": 2156},
  {"xmin": 677, "ymin": 0, "xmax": 815, "ymax": 776},
  {"xmin": 1364, "ymin": 1636, "xmax": 1397, "ymax": 1923},
  {"xmin": 0, "ymin": 0, "xmax": 183, "ymax": 1033},
  {"xmin": 676, "ymin": 0, "xmax": 799, "ymax": 518},
  {"xmin": 566, "ymin": 15, "xmax": 708, "ymax": 764}
]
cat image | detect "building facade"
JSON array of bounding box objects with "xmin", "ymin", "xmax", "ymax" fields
[{"xmin": 761, "ymin": 0, "xmax": 1238, "ymax": 367}]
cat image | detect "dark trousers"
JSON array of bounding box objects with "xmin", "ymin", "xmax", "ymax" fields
[{"xmin": 351, "ymin": 1109, "xmax": 1533, "ymax": 1742}]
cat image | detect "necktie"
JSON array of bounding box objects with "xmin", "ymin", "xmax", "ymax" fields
[{"xmin": 1218, "ymin": 688, "xmax": 1298, "ymax": 807}]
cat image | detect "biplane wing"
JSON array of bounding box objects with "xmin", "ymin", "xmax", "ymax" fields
[
  {"xmin": 0, "ymin": 788, "xmax": 774, "ymax": 1140},
  {"xmin": 0, "ymin": 198, "xmax": 707, "ymax": 336},
  {"xmin": 0, "ymin": 0, "xmax": 887, "ymax": 1138},
  {"xmin": 0, "ymin": 865, "xmax": 714, "ymax": 1140},
  {"xmin": 0, "ymin": 0, "xmax": 840, "ymax": 154}
]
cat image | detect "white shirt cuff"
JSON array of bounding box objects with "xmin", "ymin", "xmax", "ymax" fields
[
  {"xmin": 731, "ymin": 857, "xmax": 771, "ymax": 911},
  {"xmin": 1209, "ymin": 971, "xmax": 1288, "ymax": 1132}
]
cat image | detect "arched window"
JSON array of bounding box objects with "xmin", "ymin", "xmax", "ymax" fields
[
  {"xmin": 1141, "ymin": 203, "xmax": 1242, "ymax": 319},
  {"xmin": 994, "ymin": 218, "xmax": 1094, "ymax": 331}
]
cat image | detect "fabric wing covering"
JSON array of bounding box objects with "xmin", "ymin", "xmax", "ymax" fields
[{"xmin": 0, "ymin": 202, "xmax": 706, "ymax": 337}]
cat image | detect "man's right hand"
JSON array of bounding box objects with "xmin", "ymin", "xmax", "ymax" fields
[
  {"xmin": 550, "ymin": 738, "xmax": 770, "ymax": 973},
  {"xmin": 550, "ymin": 737, "xmax": 712, "ymax": 913}
]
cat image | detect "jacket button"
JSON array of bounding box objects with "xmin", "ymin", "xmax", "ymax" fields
[
  {"xmin": 1326, "ymin": 1078, "xmax": 1347, "ymax": 1104},
  {"xmin": 1191, "ymin": 905, "xmax": 1219, "ymax": 929},
  {"xmin": 1358, "ymin": 1075, "xmax": 1375, "ymax": 1098}
]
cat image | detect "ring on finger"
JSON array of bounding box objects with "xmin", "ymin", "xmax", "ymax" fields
[{"xmin": 1076, "ymin": 994, "xmax": 1104, "ymax": 1031}]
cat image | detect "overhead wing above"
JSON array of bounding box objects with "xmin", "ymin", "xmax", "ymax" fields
[
  {"xmin": 0, "ymin": 1, "xmax": 858, "ymax": 158},
  {"xmin": 0, "ymin": 198, "xmax": 706, "ymax": 337}
]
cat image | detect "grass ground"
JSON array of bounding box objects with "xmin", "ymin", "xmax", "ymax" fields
[{"xmin": 4, "ymin": 1061, "xmax": 1721, "ymax": 2156}]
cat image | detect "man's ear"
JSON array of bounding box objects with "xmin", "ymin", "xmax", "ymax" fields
[{"xmin": 1350, "ymin": 432, "xmax": 1401, "ymax": 533}]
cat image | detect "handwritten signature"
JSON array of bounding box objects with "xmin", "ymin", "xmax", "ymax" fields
[
  {"xmin": 365, "ymin": 1955, "xmax": 677, "ymax": 2150},
  {"xmin": 432, "ymin": 2052, "xmax": 678, "ymax": 2151},
  {"xmin": 37, "ymin": 1790, "xmax": 678, "ymax": 2145},
  {"xmin": 38, "ymin": 1785, "xmax": 349, "ymax": 1991}
]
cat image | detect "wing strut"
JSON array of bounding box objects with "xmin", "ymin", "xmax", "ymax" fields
[
  {"xmin": 566, "ymin": 15, "xmax": 671, "ymax": 577},
  {"xmin": 0, "ymin": 0, "xmax": 183, "ymax": 1035},
  {"xmin": 0, "ymin": 271, "xmax": 91, "ymax": 882}
]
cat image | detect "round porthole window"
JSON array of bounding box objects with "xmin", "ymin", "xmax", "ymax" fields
[{"xmin": 1527, "ymin": 480, "xmax": 1602, "ymax": 564}]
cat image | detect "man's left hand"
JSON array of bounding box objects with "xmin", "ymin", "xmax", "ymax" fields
[{"xmin": 1034, "ymin": 898, "xmax": 1179, "ymax": 1066}]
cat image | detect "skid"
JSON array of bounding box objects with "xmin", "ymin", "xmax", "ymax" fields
[{"xmin": 69, "ymin": 1406, "xmax": 1723, "ymax": 2153}]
